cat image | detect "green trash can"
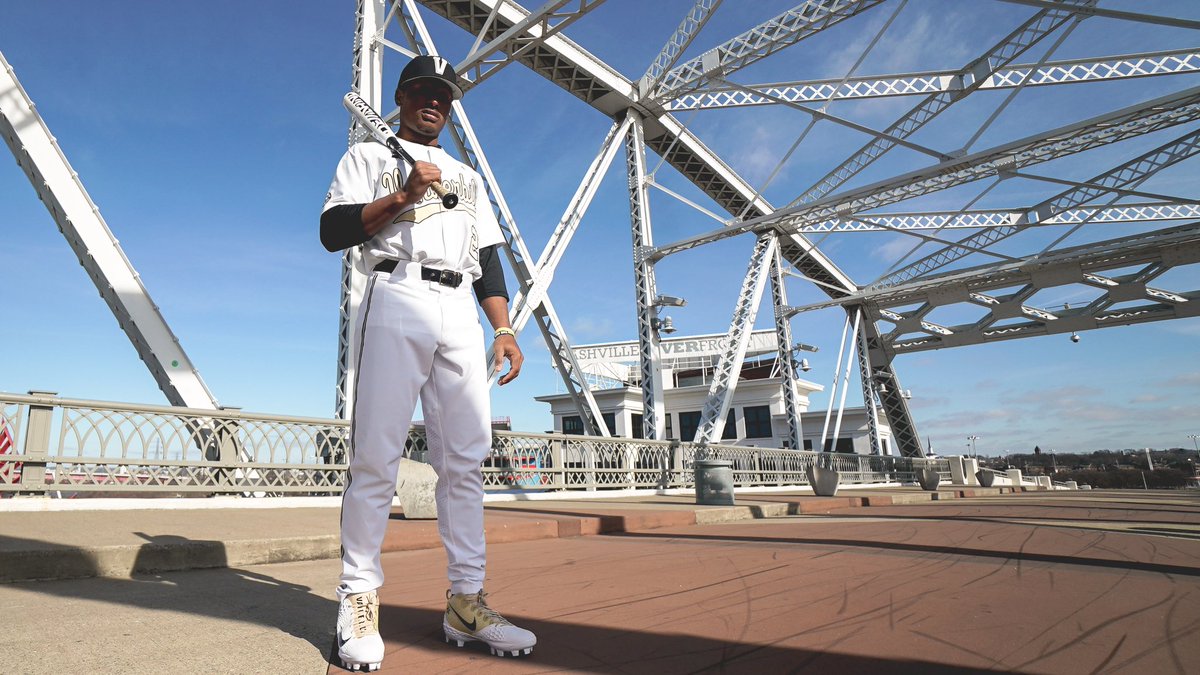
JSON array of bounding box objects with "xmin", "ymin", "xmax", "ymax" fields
[{"xmin": 694, "ymin": 459, "xmax": 735, "ymax": 505}]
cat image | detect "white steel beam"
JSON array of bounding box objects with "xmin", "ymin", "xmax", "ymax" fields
[
  {"xmin": 647, "ymin": 86, "xmax": 1200, "ymax": 260},
  {"xmin": 454, "ymin": 0, "xmax": 607, "ymax": 95},
  {"xmin": 0, "ymin": 50, "xmax": 218, "ymax": 410},
  {"xmin": 864, "ymin": 222, "xmax": 1200, "ymax": 355},
  {"xmin": 626, "ymin": 113, "xmax": 667, "ymax": 440},
  {"xmin": 667, "ymin": 48, "xmax": 1200, "ymax": 109},
  {"xmin": 858, "ymin": 323, "xmax": 924, "ymax": 456},
  {"xmin": 640, "ymin": 0, "xmax": 723, "ymax": 94},
  {"xmin": 853, "ymin": 311, "xmax": 883, "ymax": 455},
  {"xmin": 649, "ymin": 0, "xmax": 886, "ymax": 103},
  {"xmin": 793, "ymin": 1, "xmax": 1091, "ymax": 207},
  {"xmin": 336, "ymin": 0, "xmax": 389, "ymax": 419},
  {"xmin": 995, "ymin": 0, "xmax": 1200, "ymax": 31},
  {"xmin": 875, "ymin": 125, "xmax": 1200, "ymax": 288},
  {"xmin": 693, "ymin": 234, "xmax": 778, "ymax": 444},
  {"xmin": 768, "ymin": 247, "xmax": 803, "ymax": 452},
  {"xmin": 793, "ymin": 203, "xmax": 1200, "ymax": 233}
]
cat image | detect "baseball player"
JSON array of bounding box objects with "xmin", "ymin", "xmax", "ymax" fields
[{"xmin": 319, "ymin": 55, "xmax": 533, "ymax": 671}]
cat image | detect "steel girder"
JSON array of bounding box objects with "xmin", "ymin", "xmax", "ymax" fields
[
  {"xmin": 649, "ymin": 86, "xmax": 1200, "ymax": 260},
  {"xmin": 646, "ymin": 0, "xmax": 886, "ymax": 104},
  {"xmin": 693, "ymin": 234, "xmax": 778, "ymax": 444},
  {"xmin": 640, "ymin": 0, "xmax": 724, "ymax": 93},
  {"xmin": 853, "ymin": 309, "xmax": 883, "ymax": 455},
  {"xmin": 625, "ymin": 113, "xmax": 667, "ymax": 440},
  {"xmin": 858, "ymin": 320, "xmax": 924, "ymax": 456},
  {"xmin": 667, "ymin": 47, "xmax": 1200, "ymax": 109},
  {"xmin": 769, "ymin": 247, "xmax": 804, "ymax": 453},
  {"xmin": 792, "ymin": 0, "xmax": 1092, "ymax": 207},
  {"xmin": 802, "ymin": 223, "xmax": 1200, "ymax": 355},
  {"xmin": 996, "ymin": 0, "xmax": 1200, "ymax": 30},
  {"xmin": 1, "ymin": 50, "xmax": 219, "ymax": 410},
  {"xmin": 453, "ymin": 0, "xmax": 607, "ymax": 95},
  {"xmin": 874, "ymin": 126, "xmax": 1200, "ymax": 289},
  {"xmin": 793, "ymin": 203, "xmax": 1200, "ymax": 234},
  {"xmin": 506, "ymin": 117, "xmax": 631, "ymax": 343},
  {"xmin": 336, "ymin": 0, "xmax": 388, "ymax": 419}
]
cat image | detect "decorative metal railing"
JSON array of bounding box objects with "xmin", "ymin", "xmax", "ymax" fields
[{"xmin": 0, "ymin": 392, "xmax": 950, "ymax": 496}]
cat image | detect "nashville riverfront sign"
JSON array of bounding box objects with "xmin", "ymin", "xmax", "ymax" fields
[{"xmin": 572, "ymin": 330, "xmax": 779, "ymax": 366}]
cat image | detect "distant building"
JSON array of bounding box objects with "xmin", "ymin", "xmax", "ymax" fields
[{"xmin": 535, "ymin": 330, "xmax": 894, "ymax": 455}]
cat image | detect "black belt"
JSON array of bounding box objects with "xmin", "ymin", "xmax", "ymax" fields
[{"xmin": 373, "ymin": 260, "xmax": 463, "ymax": 288}]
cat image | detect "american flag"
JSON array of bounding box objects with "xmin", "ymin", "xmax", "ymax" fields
[{"xmin": 0, "ymin": 417, "xmax": 18, "ymax": 483}]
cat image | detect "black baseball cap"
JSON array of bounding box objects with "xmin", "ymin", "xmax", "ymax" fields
[{"xmin": 395, "ymin": 55, "xmax": 463, "ymax": 102}]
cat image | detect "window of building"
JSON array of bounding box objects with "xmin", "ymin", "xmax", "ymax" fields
[
  {"xmin": 665, "ymin": 413, "xmax": 674, "ymax": 440},
  {"xmin": 821, "ymin": 437, "xmax": 855, "ymax": 453},
  {"xmin": 631, "ymin": 413, "xmax": 644, "ymax": 439},
  {"xmin": 743, "ymin": 405, "xmax": 772, "ymax": 438},
  {"xmin": 721, "ymin": 412, "xmax": 737, "ymax": 440},
  {"xmin": 562, "ymin": 415, "xmax": 584, "ymax": 435},
  {"xmin": 602, "ymin": 412, "xmax": 617, "ymax": 436},
  {"xmin": 678, "ymin": 411, "xmax": 701, "ymax": 442}
]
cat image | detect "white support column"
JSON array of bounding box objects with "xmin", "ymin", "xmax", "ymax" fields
[
  {"xmin": 625, "ymin": 111, "xmax": 666, "ymax": 440},
  {"xmin": 0, "ymin": 50, "xmax": 218, "ymax": 410},
  {"xmin": 852, "ymin": 305, "xmax": 883, "ymax": 455},
  {"xmin": 335, "ymin": 0, "xmax": 388, "ymax": 419},
  {"xmin": 694, "ymin": 233, "xmax": 778, "ymax": 444},
  {"xmin": 769, "ymin": 248, "xmax": 803, "ymax": 452}
]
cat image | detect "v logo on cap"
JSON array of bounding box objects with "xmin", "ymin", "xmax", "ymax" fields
[{"xmin": 431, "ymin": 56, "xmax": 450, "ymax": 75}]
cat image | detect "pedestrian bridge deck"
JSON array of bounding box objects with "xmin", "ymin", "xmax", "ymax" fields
[{"xmin": 0, "ymin": 487, "xmax": 1197, "ymax": 673}]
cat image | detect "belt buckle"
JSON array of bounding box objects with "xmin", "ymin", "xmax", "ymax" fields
[{"xmin": 439, "ymin": 269, "xmax": 461, "ymax": 287}]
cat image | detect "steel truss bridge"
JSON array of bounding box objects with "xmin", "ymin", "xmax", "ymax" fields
[{"xmin": 3, "ymin": 1, "xmax": 1198, "ymax": 461}]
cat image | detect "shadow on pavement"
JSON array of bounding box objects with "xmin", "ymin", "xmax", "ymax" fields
[
  {"xmin": 361, "ymin": 604, "xmax": 987, "ymax": 674},
  {"xmin": 0, "ymin": 533, "xmax": 336, "ymax": 654}
]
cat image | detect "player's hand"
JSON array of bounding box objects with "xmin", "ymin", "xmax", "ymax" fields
[
  {"xmin": 402, "ymin": 161, "xmax": 441, "ymax": 204},
  {"xmin": 493, "ymin": 334, "xmax": 523, "ymax": 385}
]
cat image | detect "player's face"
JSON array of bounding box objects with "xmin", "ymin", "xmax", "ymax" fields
[{"xmin": 397, "ymin": 81, "xmax": 453, "ymax": 144}]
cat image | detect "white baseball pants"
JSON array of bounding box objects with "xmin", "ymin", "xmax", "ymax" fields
[{"xmin": 338, "ymin": 261, "xmax": 492, "ymax": 600}]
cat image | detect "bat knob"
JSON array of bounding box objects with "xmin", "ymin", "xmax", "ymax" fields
[{"xmin": 441, "ymin": 193, "xmax": 459, "ymax": 209}]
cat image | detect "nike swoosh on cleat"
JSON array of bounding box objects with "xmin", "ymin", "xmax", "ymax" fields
[{"xmin": 448, "ymin": 604, "xmax": 477, "ymax": 632}]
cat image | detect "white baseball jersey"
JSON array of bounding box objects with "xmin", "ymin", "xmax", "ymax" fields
[{"xmin": 323, "ymin": 138, "xmax": 504, "ymax": 278}]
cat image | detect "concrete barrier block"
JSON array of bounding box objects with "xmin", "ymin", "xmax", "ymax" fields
[{"xmin": 396, "ymin": 458, "xmax": 438, "ymax": 519}]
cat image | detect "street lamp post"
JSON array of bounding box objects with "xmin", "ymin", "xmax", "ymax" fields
[
  {"xmin": 967, "ymin": 435, "xmax": 979, "ymax": 459},
  {"xmin": 1189, "ymin": 434, "xmax": 1198, "ymax": 453}
]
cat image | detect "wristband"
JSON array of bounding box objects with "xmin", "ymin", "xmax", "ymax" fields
[{"xmin": 494, "ymin": 327, "xmax": 516, "ymax": 339}]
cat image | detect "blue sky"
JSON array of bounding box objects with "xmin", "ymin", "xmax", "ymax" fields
[{"xmin": 1, "ymin": 1, "xmax": 1197, "ymax": 456}]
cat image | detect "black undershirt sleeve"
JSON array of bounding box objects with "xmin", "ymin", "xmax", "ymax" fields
[
  {"xmin": 473, "ymin": 244, "xmax": 509, "ymax": 302},
  {"xmin": 319, "ymin": 204, "xmax": 368, "ymax": 252}
]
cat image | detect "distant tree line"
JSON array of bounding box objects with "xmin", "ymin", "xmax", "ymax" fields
[{"xmin": 976, "ymin": 447, "xmax": 1198, "ymax": 489}]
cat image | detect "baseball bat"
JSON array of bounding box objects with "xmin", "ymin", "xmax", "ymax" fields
[{"xmin": 342, "ymin": 91, "xmax": 459, "ymax": 209}]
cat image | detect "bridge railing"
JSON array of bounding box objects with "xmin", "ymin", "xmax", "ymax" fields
[{"xmin": 1, "ymin": 392, "xmax": 944, "ymax": 497}]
